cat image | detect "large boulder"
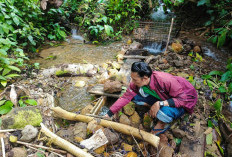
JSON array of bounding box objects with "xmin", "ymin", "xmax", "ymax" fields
[
  {"xmin": 1, "ymin": 107, "xmax": 42, "ymax": 129},
  {"xmin": 129, "ymin": 41, "xmax": 143, "ymax": 50}
]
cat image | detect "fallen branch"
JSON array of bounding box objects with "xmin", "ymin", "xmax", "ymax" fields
[
  {"xmin": 0, "ymin": 129, "xmax": 17, "ymax": 133},
  {"xmin": 16, "ymin": 140, "xmax": 66, "ymax": 154},
  {"xmin": 1, "ymin": 137, "xmax": 5, "ymax": 157},
  {"xmin": 164, "ymin": 18, "xmax": 174, "ymax": 55},
  {"xmin": 40, "ymin": 123, "xmax": 94, "ymax": 157},
  {"xmin": 27, "ymin": 145, "xmax": 64, "ymax": 157},
  {"xmin": 52, "ymin": 107, "xmax": 160, "ymax": 148}
]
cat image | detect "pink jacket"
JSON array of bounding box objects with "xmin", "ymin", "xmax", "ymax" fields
[{"xmin": 110, "ymin": 71, "xmax": 198, "ymax": 114}]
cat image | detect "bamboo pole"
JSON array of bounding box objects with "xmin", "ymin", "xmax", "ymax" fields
[
  {"xmin": 40, "ymin": 123, "xmax": 94, "ymax": 157},
  {"xmin": 164, "ymin": 18, "xmax": 174, "ymax": 55},
  {"xmin": 51, "ymin": 107, "xmax": 160, "ymax": 148}
]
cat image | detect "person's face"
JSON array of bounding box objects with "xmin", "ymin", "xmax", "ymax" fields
[{"xmin": 131, "ymin": 72, "xmax": 149, "ymax": 87}]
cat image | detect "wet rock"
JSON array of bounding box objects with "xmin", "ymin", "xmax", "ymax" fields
[
  {"xmin": 171, "ymin": 43, "xmax": 183, "ymax": 53},
  {"xmin": 104, "ymin": 80, "xmax": 122, "ymax": 93},
  {"xmin": 179, "ymin": 135, "xmax": 205, "ymax": 157},
  {"xmin": 123, "ymin": 102, "xmax": 135, "ymax": 116},
  {"xmin": 119, "ymin": 114, "xmax": 131, "ymax": 125},
  {"xmin": 73, "ymin": 122, "xmax": 87, "ymax": 139},
  {"xmin": 8, "ymin": 147, "xmax": 27, "ymax": 157},
  {"xmin": 173, "ymin": 60, "xmax": 184, "ymax": 67},
  {"xmin": 108, "ymin": 68, "xmax": 118, "ymax": 77},
  {"xmin": 143, "ymin": 114, "xmax": 153, "ymax": 130},
  {"xmin": 20, "ymin": 125, "xmax": 38, "ymax": 142},
  {"xmin": 129, "ymin": 111, "xmax": 141, "ymax": 128},
  {"xmin": 75, "ymin": 81, "xmax": 85, "ymax": 87},
  {"xmin": 158, "ymin": 144, "xmax": 174, "ymax": 157},
  {"xmin": 112, "ymin": 61, "xmax": 121, "ymax": 70},
  {"xmin": 56, "ymin": 129, "xmax": 73, "ymax": 142},
  {"xmin": 87, "ymin": 120, "xmax": 103, "ymax": 134},
  {"xmin": 172, "ymin": 128, "xmax": 186, "ymax": 138},
  {"xmin": 129, "ymin": 41, "xmax": 143, "ymax": 50},
  {"xmin": 103, "ymin": 128, "xmax": 119, "ymax": 144},
  {"xmin": 193, "ymin": 46, "xmax": 201, "ymax": 53},
  {"xmin": 122, "ymin": 142, "xmax": 133, "ymax": 151},
  {"xmin": 1, "ymin": 107, "xmax": 42, "ymax": 129},
  {"xmin": 80, "ymin": 104, "xmax": 93, "ymax": 115},
  {"xmin": 183, "ymin": 44, "xmax": 192, "ymax": 52}
]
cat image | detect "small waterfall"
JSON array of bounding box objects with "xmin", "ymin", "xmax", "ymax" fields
[
  {"xmin": 151, "ymin": 4, "xmax": 172, "ymax": 20},
  {"xmin": 144, "ymin": 42, "xmax": 165, "ymax": 54},
  {"xmin": 71, "ymin": 29, "xmax": 84, "ymax": 41},
  {"xmin": 203, "ymin": 47, "xmax": 217, "ymax": 60}
]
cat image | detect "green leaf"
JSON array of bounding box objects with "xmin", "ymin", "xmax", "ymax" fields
[
  {"xmin": 228, "ymin": 83, "xmax": 232, "ymax": 93},
  {"xmin": 208, "ymin": 120, "xmax": 213, "ymax": 127},
  {"xmin": 0, "ymin": 100, "xmax": 6, "ymax": 106},
  {"xmin": 217, "ymin": 29, "xmax": 227, "ymax": 48},
  {"xmin": 104, "ymin": 25, "xmax": 113, "ymax": 36},
  {"xmin": 220, "ymin": 71, "xmax": 232, "ymax": 82},
  {"xmin": 2, "ymin": 68, "xmax": 11, "ymax": 76},
  {"xmin": 19, "ymin": 99, "xmax": 26, "ymax": 107},
  {"xmin": 0, "ymin": 75, "xmax": 6, "ymax": 81},
  {"xmin": 28, "ymin": 35, "xmax": 36, "ymax": 46},
  {"xmin": 197, "ymin": 0, "xmax": 210, "ymax": 6},
  {"xmin": 214, "ymin": 99, "xmax": 222, "ymax": 112},
  {"xmin": 201, "ymin": 75, "xmax": 212, "ymax": 79},
  {"xmin": 209, "ymin": 71, "xmax": 223, "ymax": 76},
  {"xmin": 206, "ymin": 132, "xmax": 213, "ymax": 145},
  {"xmin": 0, "ymin": 49, "xmax": 7, "ymax": 56},
  {"xmin": 0, "ymin": 101, "xmax": 13, "ymax": 114},
  {"xmin": 1, "ymin": 80, "xmax": 7, "ymax": 87},
  {"xmin": 218, "ymin": 86, "xmax": 227, "ymax": 93},
  {"xmin": 25, "ymin": 99, "xmax": 37, "ymax": 106},
  {"xmin": 8, "ymin": 65, "xmax": 21, "ymax": 72},
  {"xmin": 13, "ymin": 17, "xmax": 19, "ymax": 26},
  {"xmin": 5, "ymin": 74, "xmax": 20, "ymax": 78}
]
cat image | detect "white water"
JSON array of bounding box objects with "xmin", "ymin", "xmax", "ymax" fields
[
  {"xmin": 71, "ymin": 29, "xmax": 84, "ymax": 41},
  {"xmin": 144, "ymin": 42, "xmax": 165, "ymax": 54},
  {"xmin": 203, "ymin": 47, "xmax": 217, "ymax": 60},
  {"xmin": 151, "ymin": 5, "xmax": 171, "ymax": 20}
]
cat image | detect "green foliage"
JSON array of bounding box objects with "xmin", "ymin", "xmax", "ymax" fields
[
  {"xmin": 201, "ymin": 59, "xmax": 232, "ymax": 98},
  {"xmin": 19, "ymin": 96, "xmax": 37, "ymax": 107},
  {"xmin": 0, "ymin": 0, "xmax": 68, "ymax": 87},
  {"xmin": 61, "ymin": 0, "xmax": 141, "ymax": 41},
  {"xmin": 0, "ymin": 100, "xmax": 13, "ymax": 114}
]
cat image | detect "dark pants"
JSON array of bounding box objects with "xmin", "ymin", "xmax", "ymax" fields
[{"xmin": 132, "ymin": 94, "xmax": 185, "ymax": 123}]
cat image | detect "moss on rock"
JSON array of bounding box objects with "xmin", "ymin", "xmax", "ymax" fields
[{"xmin": 55, "ymin": 70, "xmax": 70, "ymax": 76}]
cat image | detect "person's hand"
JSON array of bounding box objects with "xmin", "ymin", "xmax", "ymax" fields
[
  {"xmin": 149, "ymin": 101, "xmax": 160, "ymax": 118},
  {"xmin": 104, "ymin": 114, "xmax": 110, "ymax": 118}
]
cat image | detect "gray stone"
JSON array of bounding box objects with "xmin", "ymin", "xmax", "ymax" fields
[
  {"xmin": 8, "ymin": 147, "xmax": 27, "ymax": 157},
  {"xmin": 103, "ymin": 128, "xmax": 119, "ymax": 144},
  {"xmin": 73, "ymin": 122, "xmax": 87, "ymax": 139},
  {"xmin": 20, "ymin": 125, "xmax": 38, "ymax": 142}
]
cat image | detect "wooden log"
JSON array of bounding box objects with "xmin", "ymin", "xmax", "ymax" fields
[
  {"xmin": 40, "ymin": 123, "xmax": 94, "ymax": 157},
  {"xmin": 51, "ymin": 107, "xmax": 160, "ymax": 148},
  {"xmin": 92, "ymin": 96, "xmax": 107, "ymax": 115}
]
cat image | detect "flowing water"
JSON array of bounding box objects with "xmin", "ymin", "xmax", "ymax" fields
[
  {"xmin": 31, "ymin": 36, "xmax": 124, "ymax": 111},
  {"xmin": 143, "ymin": 42, "xmax": 165, "ymax": 54}
]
